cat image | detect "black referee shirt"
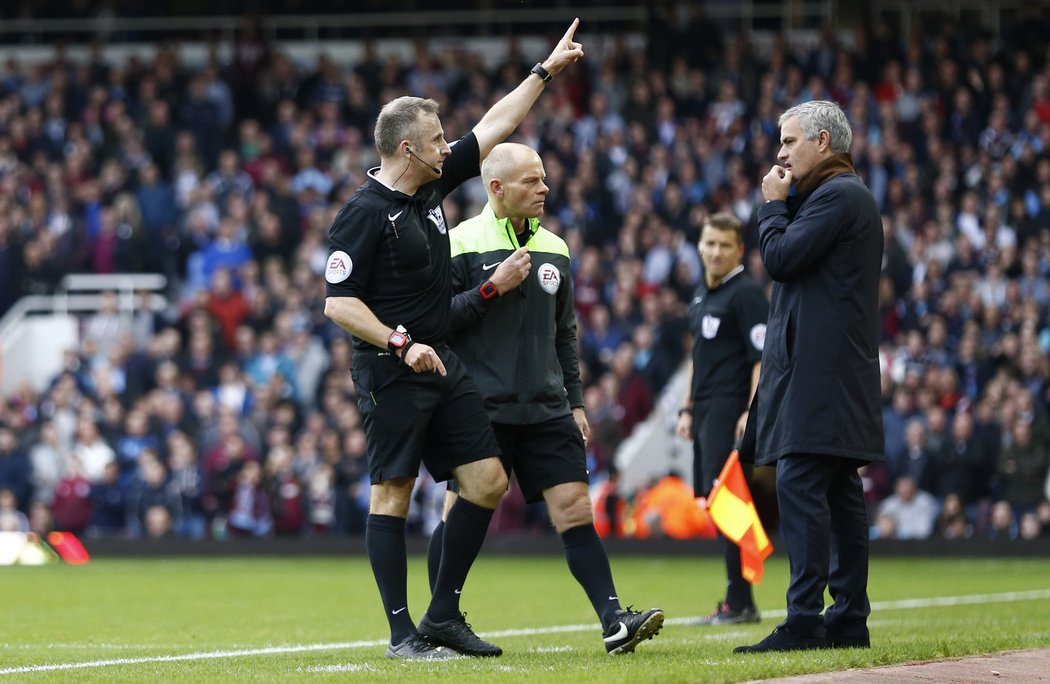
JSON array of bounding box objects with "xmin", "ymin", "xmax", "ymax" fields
[
  {"xmin": 688, "ymin": 265, "xmax": 769, "ymax": 401},
  {"xmin": 325, "ymin": 133, "xmax": 481, "ymax": 350}
]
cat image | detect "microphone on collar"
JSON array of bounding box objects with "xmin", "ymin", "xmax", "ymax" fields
[{"xmin": 406, "ymin": 146, "xmax": 441, "ymax": 175}]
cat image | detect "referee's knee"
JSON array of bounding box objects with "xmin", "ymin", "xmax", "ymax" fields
[{"xmin": 455, "ymin": 456, "xmax": 507, "ymax": 509}]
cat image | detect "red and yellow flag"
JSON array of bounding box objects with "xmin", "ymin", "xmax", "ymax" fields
[{"xmin": 706, "ymin": 450, "xmax": 773, "ymax": 584}]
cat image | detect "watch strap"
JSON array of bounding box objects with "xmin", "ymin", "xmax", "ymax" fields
[{"xmin": 530, "ymin": 62, "xmax": 552, "ymax": 84}]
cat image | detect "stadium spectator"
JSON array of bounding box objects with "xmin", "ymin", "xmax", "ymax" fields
[
  {"xmin": 205, "ymin": 268, "xmax": 250, "ymax": 351},
  {"xmin": 873, "ymin": 476, "xmax": 939, "ymax": 540},
  {"xmin": 226, "ymin": 460, "xmax": 272, "ymax": 537},
  {"xmin": 89, "ymin": 461, "xmax": 129, "ymax": 537},
  {"xmin": 987, "ymin": 499, "xmax": 1018, "ymax": 540},
  {"xmin": 608, "ymin": 341, "xmax": 654, "ymax": 437},
  {"xmin": 71, "ymin": 417, "xmax": 116, "ymax": 484},
  {"xmin": 934, "ymin": 493, "xmax": 972, "ymax": 540},
  {"xmin": 28, "ymin": 421, "xmax": 65, "ymax": 505},
  {"xmin": 931, "ymin": 410, "xmax": 995, "ymax": 508},
  {"xmin": 126, "ymin": 451, "xmax": 179, "ymax": 533},
  {"xmin": 0, "ymin": 487, "xmax": 29, "ymax": 533},
  {"xmin": 264, "ymin": 444, "xmax": 307, "ymax": 536},
  {"xmin": 166, "ymin": 431, "xmax": 206, "ymax": 539},
  {"xmin": 996, "ymin": 420, "xmax": 1049, "ymax": 516},
  {"xmin": 0, "ymin": 425, "xmax": 31, "ymax": 512}
]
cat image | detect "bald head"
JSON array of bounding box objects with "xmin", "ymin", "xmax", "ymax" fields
[
  {"xmin": 482, "ymin": 143, "xmax": 539, "ymax": 186},
  {"xmin": 481, "ymin": 143, "xmax": 548, "ymax": 222}
]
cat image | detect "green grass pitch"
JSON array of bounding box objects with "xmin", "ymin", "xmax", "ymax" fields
[{"xmin": 2, "ymin": 554, "xmax": 1048, "ymax": 681}]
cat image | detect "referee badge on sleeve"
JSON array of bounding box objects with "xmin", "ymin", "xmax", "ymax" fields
[
  {"xmin": 701, "ymin": 314, "xmax": 721, "ymax": 339},
  {"xmin": 750, "ymin": 323, "xmax": 767, "ymax": 350},
  {"xmin": 325, "ymin": 250, "xmax": 353, "ymax": 283}
]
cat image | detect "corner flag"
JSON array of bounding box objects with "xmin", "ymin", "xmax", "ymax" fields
[{"xmin": 706, "ymin": 450, "xmax": 773, "ymax": 583}]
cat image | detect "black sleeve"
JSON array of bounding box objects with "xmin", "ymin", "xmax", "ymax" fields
[
  {"xmin": 758, "ymin": 186, "xmax": 846, "ymax": 281},
  {"xmin": 555, "ymin": 262, "xmax": 584, "ymax": 408},
  {"xmin": 735, "ymin": 282, "xmax": 769, "ymax": 365},
  {"xmin": 325, "ymin": 200, "xmax": 381, "ymax": 299},
  {"xmin": 435, "ymin": 132, "xmax": 481, "ymax": 198},
  {"xmin": 448, "ymin": 253, "xmax": 490, "ymax": 334}
]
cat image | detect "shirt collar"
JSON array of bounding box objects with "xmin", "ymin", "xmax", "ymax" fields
[
  {"xmin": 366, "ymin": 167, "xmax": 425, "ymax": 199},
  {"xmin": 708, "ymin": 264, "xmax": 745, "ymax": 290},
  {"xmin": 483, "ymin": 203, "xmax": 541, "ymax": 246}
]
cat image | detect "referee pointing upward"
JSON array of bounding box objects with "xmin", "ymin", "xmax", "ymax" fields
[{"xmin": 323, "ymin": 19, "xmax": 583, "ymax": 661}]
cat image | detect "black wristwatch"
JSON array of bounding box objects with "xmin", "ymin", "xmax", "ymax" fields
[{"xmin": 530, "ymin": 62, "xmax": 552, "ymax": 84}]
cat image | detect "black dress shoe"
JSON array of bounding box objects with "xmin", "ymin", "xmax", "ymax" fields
[
  {"xmin": 733, "ymin": 626, "xmax": 827, "ymax": 653},
  {"xmin": 827, "ymin": 633, "xmax": 870, "ymax": 648},
  {"xmin": 826, "ymin": 620, "xmax": 870, "ymax": 648}
]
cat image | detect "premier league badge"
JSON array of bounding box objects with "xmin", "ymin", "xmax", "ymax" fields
[
  {"xmin": 701, "ymin": 314, "xmax": 721, "ymax": 339},
  {"xmin": 426, "ymin": 206, "xmax": 447, "ymax": 234}
]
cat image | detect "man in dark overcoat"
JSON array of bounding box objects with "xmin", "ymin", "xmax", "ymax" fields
[{"xmin": 735, "ymin": 100, "xmax": 884, "ymax": 653}]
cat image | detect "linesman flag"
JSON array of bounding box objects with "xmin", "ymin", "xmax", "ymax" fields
[{"xmin": 706, "ymin": 449, "xmax": 773, "ymax": 584}]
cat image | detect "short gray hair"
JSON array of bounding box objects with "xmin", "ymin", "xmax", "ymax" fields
[
  {"xmin": 779, "ymin": 100, "xmax": 852, "ymax": 154},
  {"xmin": 374, "ymin": 96, "xmax": 440, "ymax": 157}
]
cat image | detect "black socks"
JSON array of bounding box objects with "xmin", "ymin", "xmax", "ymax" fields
[
  {"xmin": 366, "ymin": 514, "xmax": 414, "ymax": 644},
  {"xmin": 561, "ymin": 523, "xmax": 621, "ymax": 630},
  {"xmin": 427, "ymin": 519, "xmax": 445, "ymax": 593},
  {"xmin": 427, "ymin": 497, "xmax": 493, "ymax": 621}
]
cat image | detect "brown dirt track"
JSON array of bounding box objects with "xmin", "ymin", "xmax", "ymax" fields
[{"xmin": 757, "ymin": 648, "xmax": 1050, "ymax": 682}]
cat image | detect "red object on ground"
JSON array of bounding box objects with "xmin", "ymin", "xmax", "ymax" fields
[{"xmin": 46, "ymin": 532, "xmax": 91, "ymax": 565}]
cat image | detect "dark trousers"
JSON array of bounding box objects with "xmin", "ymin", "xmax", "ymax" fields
[
  {"xmin": 693, "ymin": 396, "xmax": 754, "ymax": 609},
  {"xmin": 775, "ymin": 453, "xmax": 871, "ymax": 639}
]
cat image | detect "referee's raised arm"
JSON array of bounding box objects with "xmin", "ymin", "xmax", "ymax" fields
[{"xmin": 472, "ymin": 18, "xmax": 584, "ymax": 159}]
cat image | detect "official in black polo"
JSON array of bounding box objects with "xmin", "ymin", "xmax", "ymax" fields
[
  {"xmin": 323, "ymin": 20, "xmax": 584, "ymax": 661},
  {"xmin": 676, "ymin": 211, "xmax": 767, "ymax": 627},
  {"xmin": 735, "ymin": 100, "xmax": 884, "ymax": 654}
]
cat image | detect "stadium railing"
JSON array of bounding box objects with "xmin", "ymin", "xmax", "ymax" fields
[{"xmin": 0, "ymin": 273, "xmax": 167, "ymax": 396}]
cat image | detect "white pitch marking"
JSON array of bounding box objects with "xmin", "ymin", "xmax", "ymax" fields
[
  {"xmin": 2, "ymin": 589, "xmax": 1049, "ymax": 676},
  {"xmin": 300, "ymin": 663, "xmax": 379, "ymax": 673},
  {"xmin": 0, "ymin": 641, "xmax": 385, "ymax": 675}
]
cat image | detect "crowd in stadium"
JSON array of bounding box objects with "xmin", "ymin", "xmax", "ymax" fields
[{"xmin": 1, "ymin": 8, "xmax": 1049, "ymax": 543}]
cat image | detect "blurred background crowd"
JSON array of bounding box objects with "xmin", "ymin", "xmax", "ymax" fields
[{"xmin": 1, "ymin": 2, "xmax": 1049, "ymax": 544}]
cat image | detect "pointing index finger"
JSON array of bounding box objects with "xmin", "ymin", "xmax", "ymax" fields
[{"xmin": 561, "ymin": 17, "xmax": 580, "ymax": 44}]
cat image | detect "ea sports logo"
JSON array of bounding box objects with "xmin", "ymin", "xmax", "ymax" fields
[
  {"xmin": 325, "ymin": 250, "xmax": 353, "ymax": 283},
  {"xmin": 537, "ymin": 263, "xmax": 561, "ymax": 295}
]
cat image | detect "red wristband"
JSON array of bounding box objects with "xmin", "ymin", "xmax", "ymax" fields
[{"xmin": 479, "ymin": 280, "xmax": 499, "ymax": 300}]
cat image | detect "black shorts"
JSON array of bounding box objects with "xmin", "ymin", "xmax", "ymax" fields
[
  {"xmin": 692, "ymin": 395, "xmax": 749, "ymax": 496},
  {"xmin": 450, "ymin": 414, "xmax": 587, "ymax": 504},
  {"xmin": 352, "ymin": 345, "xmax": 500, "ymax": 485}
]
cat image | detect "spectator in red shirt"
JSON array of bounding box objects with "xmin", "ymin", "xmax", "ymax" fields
[{"xmin": 206, "ymin": 267, "xmax": 249, "ymax": 351}]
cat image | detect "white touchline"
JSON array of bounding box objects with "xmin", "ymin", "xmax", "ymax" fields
[
  {"xmin": 2, "ymin": 589, "xmax": 1049, "ymax": 675},
  {"xmin": 0, "ymin": 642, "xmax": 386, "ymax": 676}
]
